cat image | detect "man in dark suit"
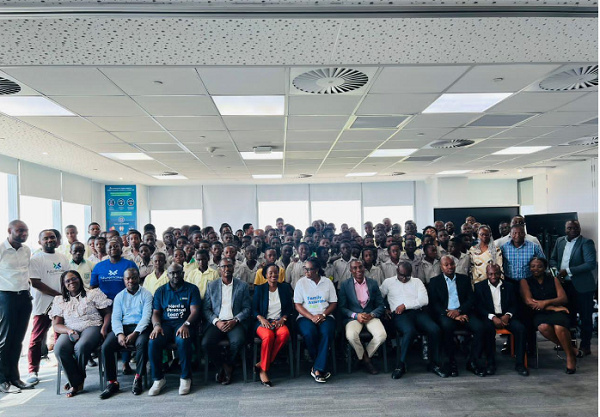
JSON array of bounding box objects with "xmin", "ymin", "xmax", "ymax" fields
[
  {"xmin": 428, "ymin": 255, "xmax": 486, "ymax": 377},
  {"xmin": 550, "ymin": 220, "xmax": 597, "ymax": 355},
  {"xmin": 339, "ymin": 260, "xmax": 387, "ymax": 374},
  {"xmin": 202, "ymin": 257, "xmax": 252, "ymax": 385},
  {"xmin": 475, "ymin": 264, "xmax": 528, "ymax": 376}
]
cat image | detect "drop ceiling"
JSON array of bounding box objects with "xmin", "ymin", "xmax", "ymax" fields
[{"xmin": 0, "ymin": 2, "xmax": 596, "ymax": 185}]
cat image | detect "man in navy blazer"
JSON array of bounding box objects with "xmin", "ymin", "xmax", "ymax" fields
[
  {"xmin": 338, "ymin": 260, "xmax": 387, "ymax": 374},
  {"xmin": 428, "ymin": 256, "xmax": 486, "ymax": 377},
  {"xmin": 550, "ymin": 220, "xmax": 597, "ymax": 355},
  {"xmin": 475, "ymin": 264, "xmax": 528, "ymax": 376},
  {"xmin": 202, "ymin": 257, "xmax": 252, "ymax": 385}
]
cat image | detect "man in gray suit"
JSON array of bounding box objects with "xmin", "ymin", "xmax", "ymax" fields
[
  {"xmin": 338, "ymin": 260, "xmax": 387, "ymax": 374},
  {"xmin": 202, "ymin": 257, "xmax": 251, "ymax": 384},
  {"xmin": 550, "ymin": 220, "xmax": 597, "ymax": 355}
]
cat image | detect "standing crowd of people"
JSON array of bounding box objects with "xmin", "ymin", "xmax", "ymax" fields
[{"xmin": 0, "ymin": 214, "xmax": 595, "ymax": 398}]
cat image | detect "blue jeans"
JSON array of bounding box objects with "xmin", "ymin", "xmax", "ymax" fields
[
  {"xmin": 297, "ymin": 316, "xmax": 335, "ymax": 373},
  {"xmin": 148, "ymin": 323, "xmax": 193, "ymax": 381}
]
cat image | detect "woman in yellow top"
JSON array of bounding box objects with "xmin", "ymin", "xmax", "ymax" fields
[
  {"xmin": 254, "ymin": 248, "xmax": 286, "ymax": 285},
  {"xmin": 468, "ymin": 225, "xmax": 503, "ymax": 285}
]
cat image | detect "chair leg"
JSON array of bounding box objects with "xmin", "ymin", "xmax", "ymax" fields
[
  {"xmin": 204, "ymin": 351, "xmax": 209, "ymax": 383},
  {"xmin": 331, "ymin": 341, "xmax": 337, "ymax": 375},
  {"xmin": 346, "ymin": 342, "xmax": 352, "ymax": 374},
  {"xmin": 288, "ymin": 341, "xmax": 294, "ymax": 379},
  {"xmin": 241, "ymin": 344, "xmax": 248, "ymax": 383},
  {"xmin": 56, "ymin": 363, "xmax": 61, "ymax": 395},
  {"xmin": 383, "ymin": 341, "xmax": 388, "ymax": 373},
  {"xmin": 98, "ymin": 349, "xmax": 104, "ymax": 388},
  {"xmin": 253, "ymin": 341, "xmax": 258, "ymax": 382},
  {"xmin": 510, "ymin": 334, "xmax": 515, "ymax": 358},
  {"xmin": 296, "ymin": 339, "xmax": 301, "ymax": 378}
]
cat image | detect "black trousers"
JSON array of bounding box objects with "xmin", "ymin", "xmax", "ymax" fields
[
  {"xmin": 436, "ymin": 314, "xmax": 485, "ymax": 364},
  {"xmin": 563, "ymin": 281, "xmax": 595, "ymax": 350},
  {"xmin": 201, "ymin": 324, "xmax": 246, "ymax": 369},
  {"xmin": 0, "ymin": 291, "xmax": 32, "ymax": 384},
  {"xmin": 393, "ymin": 310, "xmax": 442, "ymax": 366},
  {"xmin": 482, "ymin": 317, "xmax": 526, "ymax": 367},
  {"xmin": 102, "ymin": 325, "xmax": 150, "ymax": 381}
]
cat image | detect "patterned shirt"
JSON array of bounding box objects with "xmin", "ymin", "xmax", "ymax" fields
[
  {"xmin": 49, "ymin": 288, "xmax": 112, "ymax": 333},
  {"xmin": 501, "ymin": 240, "xmax": 545, "ymax": 280}
]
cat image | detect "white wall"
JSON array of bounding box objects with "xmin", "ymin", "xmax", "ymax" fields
[
  {"xmin": 136, "ymin": 184, "xmax": 150, "ymax": 229},
  {"xmin": 91, "ymin": 181, "xmax": 106, "ymax": 230}
]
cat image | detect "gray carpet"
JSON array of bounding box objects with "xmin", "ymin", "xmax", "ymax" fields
[{"xmin": 2, "ymin": 336, "xmax": 597, "ymax": 417}]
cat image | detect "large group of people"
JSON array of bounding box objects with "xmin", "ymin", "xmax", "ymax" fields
[{"xmin": 0, "ymin": 214, "xmax": 596, "ymax": 398}]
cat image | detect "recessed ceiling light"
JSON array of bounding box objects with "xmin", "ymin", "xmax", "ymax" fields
[
  {"xmin": 369, "ymin": 148, "xmax": 418, "ymax": 158},
  {"xmin": 213, "ymin": 96, "xmax": 284, "ymax": 116},
  {"xmin": 153, "ymin": 174, "xmax": 188, "ymax": 180},
  {"xmin": 346, "ymin": 172, "xmax": 377, "ymax": 177},
  {"xmin": 100, "ymin": 152, "xmax": 154, "ymax": 161},
  {"xmin": 118, "ymin": 177, "xmax": 123, "ymax": 180},
  {"xmin": 492, "ymin": 146, "xmax": 551, "ymax": 155},
  {"xmin": 0, "ymin": 97, "xmax": 75, "ymax": 116},
  {"xmin": 240, "ymin": 151, "xmax": 283, "ymax": 160},
  {"xmin": 436, "ymin": 170, "xmax": 472, "ymax": 175},
  {"xmin": 42, "ymin": 152, "xmax": 48, "ymax": 155},
  {"xmin": 423, "ymin": 93, "xmax": 512, "ymax": 113},
  {"xmin": 252, "ymin": 174, "xmax": 282, "ymax": 179}
]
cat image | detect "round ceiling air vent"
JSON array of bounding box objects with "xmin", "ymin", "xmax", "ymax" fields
[
  {"xmin": 539, "ymin": 65, "xmax": 598, "ymax": 91},
  {"xmin": 565, "ymin": 136, "xmax": 598, "ymax": 146},
  {"xmin": 298, "ymin": 173, "xmax": 313, "ymax": 178},
  {"xmin": 429, "ymin": 139, "xmax": 475, "ymax": 149},
  {"xmin": 293, "ymin": 68, "xmax": 368, "ymax": 94},
  {"xmin": 0, "ymin": 77, "xmax": 21, "ymax": 95}
]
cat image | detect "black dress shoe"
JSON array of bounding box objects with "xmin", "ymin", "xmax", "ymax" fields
[
  {"xmin": 99, "ymin": 382, "xmax": 119, "ymax": 399},
  {"xmin": 515, "ymin": 365, "xmax": 529, "ymax": 376},
  {"xmin": 0, "ymin": 382, "xmax": 20, "ymax": 394},
  {"xmin": 485, "ymin": 365, "xmax": 496, "ymax": 376},
  {"xmin": 466, "ymin": 362, "xmax": 485, "ymax": 377},
  {"xmin": 431, "ymin": 364, "xmax": 448, "ymax": 378},
  {"xmin": 10, "ymin": 380, "xmax": 35, "ymax": 390},
  {"xmin": 261, "ymin": 380, "xmax": 273, "ymax": 387},
  {"xmin": 566, "ymin": 367, "xmax": 576, "ymax": 375},
  {"xmin": 391, "ymin": 363, "xmax": 406, "ymax": 379},
  {"xmin": 132, "ymin": 376, "xmax": 143, "ymax": 395},
  {"xmin": 449, "ymin": 362, "xmax": 459, "ymax": 377}
]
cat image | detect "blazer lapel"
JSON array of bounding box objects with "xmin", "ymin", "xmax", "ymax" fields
[{"xmin": 215, "ymin": 280, "xmax": 222, "ymax": 316}]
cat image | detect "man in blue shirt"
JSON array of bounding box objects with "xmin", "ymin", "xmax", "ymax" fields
[
  {"xmin": 501, "ymin": 225, "xmax": 545, "ymax": 282},
  {"xmin": 91, "ymin": 239, "xmax": 138, "ymax": 300},
  {"xmin": 148, "ymin": 263, "xmax": 201, "ymax": 396},
  {"xmin": 100, "ymin": 267, "xmax": 153, "ymax": 399}
]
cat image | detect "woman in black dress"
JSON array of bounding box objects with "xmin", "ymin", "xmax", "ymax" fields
[{"xmin": 520, "ymin": 257, "xmax": 579, "ymax": 374}]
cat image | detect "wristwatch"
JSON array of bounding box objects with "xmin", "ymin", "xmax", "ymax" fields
[{"xmin": 184, "ymin": 321, "xmax": 191, "ymax": 326}]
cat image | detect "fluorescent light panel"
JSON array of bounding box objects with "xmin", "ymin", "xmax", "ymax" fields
[
  {"xmin": 437, "ymin": 170, "xmax": 472, "ymax": 175},
  {"xmin": 252, "ymin": 174, "xmax": 282, "ymax": 179},
  {"xmin": 100, "ymin": 152, "xmax": 154, "ymax": 161},
  {"xmin": 213, "ymin": 96, "xmax": 284, "ymax": 116},
  {"xmin": 346, "ymin": 172, "xmax": 377, "ymax": 177},
  {"xmin": 369, "ymin": 148, "xmax": 418, "ymax": 158},
  {"xmin": 492, "ymin": 146, "xmax": 551, "ymax": 155},
  {"xmin": 240, "ymin": 151, "xmax": 283, "ymax": 160},
  {"xmin": 423, "ymin": 93, "xmax": 512, "ymax": 114},
  {"xmin": 0, "ymin": 97, "xmax": 75, "ymax": 116},
  {"xmin": 153, "ymin": 175, "xmax": 188, "ymax": 180}
]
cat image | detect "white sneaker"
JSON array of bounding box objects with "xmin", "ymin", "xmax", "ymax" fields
[
  {"xmin": 148, "ymin": 378, "xmax": 166, "ymax": 396},
  {"xmin": 179, "ymin": 378, "xmax": 191, "ymax": 395},
  {"xmin": 25, "ymin": 373, "xmax": 39, "ymax": 386}
]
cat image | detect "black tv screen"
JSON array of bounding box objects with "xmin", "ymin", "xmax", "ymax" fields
[
  {"xmin": 524, "ymin": 212, "xmax": 578, "ymax": 238},
  {"xmin": 433, "ymin": 206, "xmax": 521, "ymax": 240}
]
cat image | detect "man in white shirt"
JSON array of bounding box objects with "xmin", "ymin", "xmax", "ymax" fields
[
  {"xmin": 380, "ymin": 261, "xmax": 447, "ymax": 379},
  {"xmin": 69, "ymin": 242, "xmax": 95, "ymax": 288},
  {"xmin": 57, "ymin": 225, "xmax": 79, "ymax": 260},
  {"xmin": 27, "ymin": 229, "xmax": 69, "ymax": 386},
  {"xmin": 0, "ymin": 220, "xmax": 33, "ymax": 393}
]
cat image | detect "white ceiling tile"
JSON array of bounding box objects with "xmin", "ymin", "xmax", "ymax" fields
[
  {"xmin": 125, "ymin": 161, "xmax": 170, "ymax": 172},
  {"xmin": 18, "ymin": 116, "xmax": 104, "ymax": 133},
  {"xmin": 155, "ymin": 116, "xmax": 225, "ymax": 131},
  {"xmin": 379, "ymin": 139, "xmax": 430, "ymax": 149},
  {"xmin": 138, "ymin": 143, "xmax": 185, "ymax": 152},
  {"xmin": 338, "ymin": 130, "xmax": 395, "ymax": 142},
  {"xmin": 493, "ymin": 126, "xmax": 559, "ymax": 139},
  {"xmin": 404, "ymin": 113, "xmax": 480, "ymax": 128},
  {"xmin": 50, "ymin": 96, "xmax": 146, "ymax": 117},
  {"xmin": 286, "ymin": 130, "xmax": 340, "ymax": 143},
  {"xmin": 447, "ymin": 64, "xmax": 560, "ymax": 93},
  {"xmin": 488, "ymin": 91, "xmax": 587, "ymax": 113},
  {"xmin": 101, "ymin": 68, "xmax": 208, "ymax": 95},
  {"xmin": 555, "ymin": 92, "xmax": 598, "ymax": 112},
  {"xmin": 170, "ymin": 130, "xmax": 231, "ymax": 143},
  {"xmin": 133, "ymin": 96, "xmax": 218, "ymax": 116},
  {"xmin": 87, "ymin": 117, "xmax": 161, "ymax": 131},
  {"xmin": 234, "ymin": 139, "xmax": 282, "ymax": 150},
  {"xmin": 469, "ymin": 138, "xmax": 530, "ymax": 148},
  {"xmin": 229, "ymin": 130, "xmax": 283, "ymax": 142},
  {"xmin": 523, "ymin": 136, "xmax": 575, "ymax": 146},
  {"xmin": 331, "ymin": 141, "xmax": 378, "ymax": 151},
  {"xmin": 153, "ymin": 153, "xmax": 199, "ymax": 162},
  {"xmin": 288, "ymin": 96, "xmax": 361, "ymax": 115},
  {"xmin": 356, "ymin": 94, "xmax": 438, "ymax": 115},
  {"xmin": 112, "ymin": 131, "xmax": 174, "ymax": 143},
  {"xmin": 197, "ymin": 67, "xmax": 286, "ymax": 95},
  {"xmin": 3, "ymin": 67, "xmax": 123, "ymax": 95},
  {"xmin": 287, "ymin": 116, "xmax": 350, "ymax": 130},
  {"xmin": 442, "ymin": 127, "xmax": 507, "ymax": 140},
  {"xmin": 285, "ymin": 142, "xmax": 333, "ymax": 152},
  {"xmin": 183, "ymin": 142, "xmax": 237, "ymax": 152},
  {"xmin": 521, "ymin": 112, "xmax": 598, "ymax": 127},
  {"xmin": 329, "ymin": 149, "xmax": 372, "ymax": 158},
  {"xmin": 541, "ymin": 125, "xmax": 598, "ymax": 139},
  {"xmin": 369, "ymin": 66, "xmax": 470, "ymax": 93},
  {"xmin": 86, "ymin": 143, "xmax": 138, "ymax": 153},
  {"xmin": 393, "ymin": 127, "xmax": 454, "ymax": 141},
  {"xmin": 222, "ymin": 116, "xmax": 284, "ymax": 131},
  {"xmin": 58, "ymin": 131, "xmax": 123, "ymax": 144}
]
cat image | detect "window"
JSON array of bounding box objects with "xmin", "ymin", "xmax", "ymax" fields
[
  {"xmin": 0, "ymin": 173, "xmax": 9, "ymax": 235},
  {"xmin": 20, "ymin": 195, "xmax": 56, "ymax": 251},
  {"xmin": 258, "ymin": 201, "xmax": 309, "ymax": 231},
  {"xmin": 62, "ymin": 202, "xmax": 90, "ymax": 242},
  {"xmin": 150, "ymin": 209, "xmax": 203, "ymax": 236},
  {"xmin": 363, "ymin": 206, "xmax": 415, "ymax": 231},
  {"xmin": 311, "ymin": 200, "xmax": 361, "ymax": 231},
  {"xmin": 518, "ymin": 178, "xmax": 535, "ymax": 216}
]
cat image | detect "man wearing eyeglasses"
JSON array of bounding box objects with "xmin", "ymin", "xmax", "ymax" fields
[{"xmin": 202, "ymin": 258, "xmax": 251, "ymax": 385}]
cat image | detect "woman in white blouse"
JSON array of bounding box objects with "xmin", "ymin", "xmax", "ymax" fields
[
  {"xmin": 50, "ymin": 270, "xmax": 112, "ymax": 397},
  {"xmin": 469, "ymin": 225, "xmax": 503, "ymax": 285},
  {"xmin": 252, "ymin": 264, "xmax": 293, "ymax": 387}
]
